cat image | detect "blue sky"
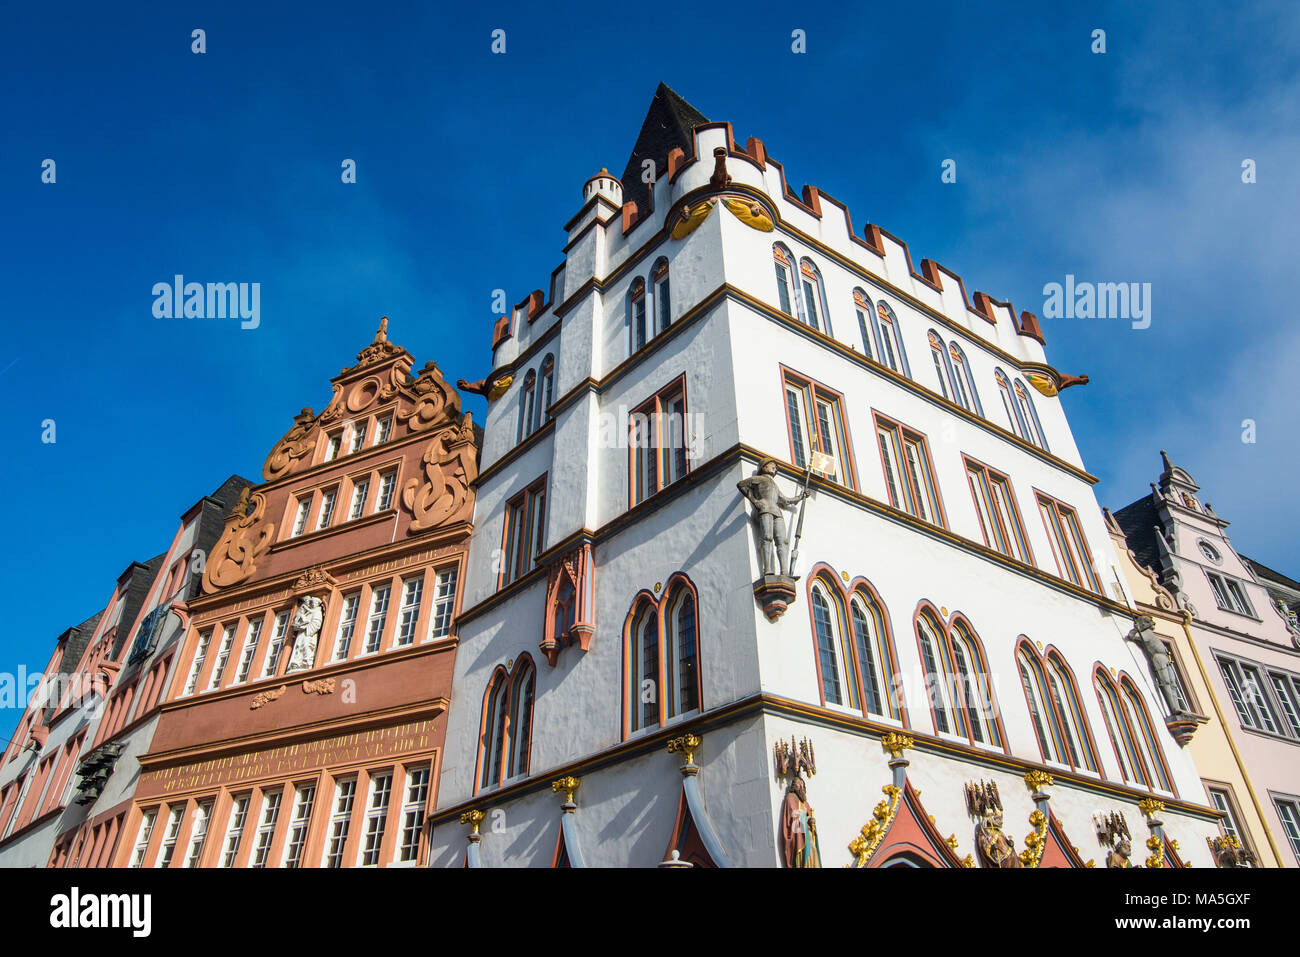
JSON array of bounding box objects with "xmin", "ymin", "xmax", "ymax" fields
[{"xmin": 2, "ymin": 1, "xmax": 1297, "ymax": 744}]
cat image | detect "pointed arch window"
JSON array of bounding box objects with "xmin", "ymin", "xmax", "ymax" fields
[
  {"xmin": 1013, "ymin": 380, "xmax": 1048, "ymax": 451},
  {"xmin": 477, "ymin": 657, "xmax": 536, "ymax": 791},
  {"xmin": 538, "ymin": 355, "xmax": 555, "ymax": 429},
  {"xmin": 849, "ymin": 587, "xmax": 899, "ymax": 720},
  {"xmin": 1095, "ymin": 669, "xmax": 1173, "ymax": 792},
  {"xmin": 809, "ymin": 574, "xmax": 900, "ymax": 720},
  {"xmin": 1046, "ymin": 650, "xmax": 1099, "ymax": 772},
  {"xmin": 811, "ymin": 582, "xmax": 855, "ymax": 709},
  {"xmin": 628, "ymin": 277, "xmax": 648, "ymax": 353},
  {"xmin": 853, "ymin": 290, "xmax": 874, "ymax": 359},
  {"xmin": 915, "ymin": 610, "xmax": 1003, "ymax": 749},
  {"xmin": 623, "ymin": 576, "xmax": 703, "ymax": 739},
  {"xmin": 773, "ymin": 244, "xmax": 796, "ymax": 317},
  {"xmin": 995, "ymin": 369, "xmax": 1024, "ymax": 439},
  {"xmin": 652, "ymin": 258, "xmax": 671, "ymax": 334},
  {"xmin": 928, "ymin": 331, "xmax": 952, "ymax": 401},
  {"xmin": 873, "ymin": 301, "xmax": 910, "ymax": 377},
  {"xmin": 798, "ymin": 258, "xmax": 829, "ymax": 334},
  {"xmin": 1017, "ymin": 642, "xmax": 1099, "ymax": 770},
  {"xmin": 518, "ymin": 369, "xmax": 537, "ymax": 443},
  {"xmin": 947, "ymin": 342, "xmax": 982, "ymax": 415}
]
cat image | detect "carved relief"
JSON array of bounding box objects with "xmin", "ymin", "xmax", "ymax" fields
[
  {"xmin": 250, "ymin": 685, "xmax": 287, "ymax": 710},
  {"xmin": 302, "ymin": 677, "xmax": 336, "ymax": 696},
  {"xmin": 399, "ymin": 361, "xmax": 462, "ymax": 433},
  {"xmin": 540, "ymin": 543, "xmax": 595, "ymax": 666},
  {"xmin": 347, "ymin": 377, "xmax": 382, "ymax": 414},
  {"xmin": 402, "ymin": 416, "xmax": 478, "ymax": 531},
  {"xmin": 354, "ymin": 316, "xmax": 402, "ymax": 367},
  {"xmin": 320, "ymin": 382, "xmax": 346, "ymax": 423},
  {"xmin": 203, "ymin": 488, "xmax": 276, "ymax": 592},
  {"xmin": 262, "ymin": 407, "xmax": 318, "ymax": 480},
  {"xmin": 286, "ymin": 596, "xmax": 325, "ymax": 673}
]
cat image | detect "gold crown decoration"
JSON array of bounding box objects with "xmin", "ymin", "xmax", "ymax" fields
[
  {"xmin": 964, "ymin": 780, "xmax": 1003, "ymax": 818},
  {"xmin": 459, "ymin": 809, "xmax": 485, "ymax": 835},
  {"xmin": 773, "ymin": 736, "xmax": 817, "ymax": 779},
  {"xmin": 1024, "ymin": 769, "xmax": 1054, "ymax": 793},
  {"xmin": 551, "ymin": 776, "xmax": 580, "ymax": 803},
  {"xmin": 667, "ymin": 732, "xmax": 702, "ymax": 766},
  {"xmin": 880, "ymin": 731, "xmax": 914, "ymax": 760},
  {"xmin": 1094, "ymin": 810, "xmax": 1131, "ymax": 848}
]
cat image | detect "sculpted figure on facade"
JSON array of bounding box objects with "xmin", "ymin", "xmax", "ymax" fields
[
  {"xmin": 202, "ymin": 488, "xmax": 276, "ymax": 593},
  {"xmin": 286, "ymin": 596, "xmax": 325, "ymax": 672},
  {"xmin": 779, "ymin": 775, "xmax": 821, "ymax": 868},
  {"xmin": 1105, "ymin": 839, "xmax": 1132, "ymax": 868},
  {"xmin": 974, "ymin": 809, "xmax": 1022, "ymax": 868},
  {"xmin": 1125, "ymin": 616, "xmax": 1187, "ymax": 716},
  {"xmin": 403, "ymin": 415, "xmax": 478, "ymax": 531},
  {"xmin": 737, "ymin": 459, "xmax": 806, "ymax": 578}
]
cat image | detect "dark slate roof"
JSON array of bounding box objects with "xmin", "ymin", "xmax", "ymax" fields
[
  {"xmin": 109, "ymin": 554, "xmax": 167, "ymax": 661},
  {"xmin": 620, "ymin": 83, "xmax": 709, "ymax": 216},
  {"xmin": 1242, "ymin": 555, "xmax": 1300, "ymax": 594},
  {"xmin": 1112, "ymin": 494, "xmax": 1164, "ymax": 573},
  {"xmin": 56, "ymin": 610, "xmax": 105, "ymax": 677}
]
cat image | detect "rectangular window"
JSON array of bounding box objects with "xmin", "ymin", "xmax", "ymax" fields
[
  {"xmin": 206, "ymin": 624, "xmax": 236, "ymax": 691},
  {"xmin": 630, "ymin": 379, "xmax": 689, "ymax": 505},
  {"xmin": 234, "ymin": 617, "xmax": 264, "ymax": 684},
  {"xmin": 1270, "ymin": 673, "xmax": 1300, "ymax": 737},
  {"xmin": 428, "ymin": 568, "xmax": 458, "ymax": 639},
  {"xmin": 1276, "ymin": 798, "xmax": 1300, "ymax": 864},
  {"xmin": 183, "ymin": 800, "xmax": 212, "ymax": 868},
  {"xmin": 1225, "ymin": 580, "xmax": 1254, "ymax": 616},
  {"xmin": 219, "ymin": 795, "xmax": 249, "ymax": 867},
  {"xmin": 182, "ymin": 630, "xmax": 212, "ymax": 696},
  {"xmin": 316, "ymin": 487, "xmax": 338, "ymax": 530},
  {"xmin": 395, "ymin": 576, "xmax": 424, "ymax": 647},
  {"xmin": 363, "ymin": 584, "xmax": 392, "ymax": 654},
  {"xmin": 349, "ymin": 422, "xmax": 366, "ymax": 453},
  {"xmin": 876, "ymin": 415, "xmax": 943, "ymax": 525},
  {"xmin": 291, "ymin": 498, "xmax": 311, "ymax": 537},
  {"xmin": 1241, "ymin": 664, "xmax": 1279, "ymax": 733},
  {"xmin": 373, "ymin": 416, "xmax": 393, "ymax": 445},
  {"xmin": 333, "ymin": 593, "xmax": 360, "ymax": 661},
  {"xmin": 262, "ymin": 611, "xmax": 290, "ymax": 678},
  {"xmin": 1207, "ymin": 788, "xmax": 1244, "ymax": 843},
  {"xmin": 349, "ymin": 477, "xmax": 370, "ymax": 519},
  {"xmin": 324, "ymin": 434, "xmax": 342, "ymax": 462},
  {"xmin": 1207, "ymin": 572, "xmax": 1233, "ymax": 611},
  {"xmin": 129, "ymin": 809, "xmax": 157, "ymax": 867},
  {"xmin": 397, "ymin": 765, "xmax": 430, "ymax": 863},
  {"xmin": 1036, "ymin": 494, "xmax": 1101, "ymax": 592},
  {"xmin": 784, "ymin": 373, "xmax": 852, "ymax": 486},
  {"xmin": 375, "ymin": 471, "xmax": 397, "ymax": 511},
  {"xmin": 500, "ymin": 479, "xmax": 546, "ymax": 588},
  {"xmin": 964, "ymin": 458, "xmax": 1032, "ymax": 563},
  {"xmin": 359, "ymin": 773, "xmax": 393, "ymax": 866},
  {"xmin": 281, "ymin": 784, "xmax": 316, "ymax": 868},
  {"xmin": 322, "ymin": 778, "xmax": 356, "ymax": 868},
  {"xmin": 1218, "ymin": 657, "xmax": 1259, "ymax": 729},
  {"xmin": 249, "ymin": 790, "xmax": 282, "ymax": 868},
  {"xmin": 155, "ymin": 805, "xmax": 184, "ymax": 868}
]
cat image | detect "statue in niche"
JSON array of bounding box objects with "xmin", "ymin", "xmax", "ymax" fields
[
  {"xmin": 286, "ymin": 596, "xmax": 325, "ymax": 673},
  {"xmin": 737, "ymin": 459, "xmax": 807, "ymax": 578},
  {"xmin": 780, "ymin": 775, "xmax": 821, "ymax": 868},
  {"xmin": 1106, "ymin": 839, "xmax": 1133, "ymax": 868},
  {"xmin": 1125, "ymin": 616, "xmax": 1188, "ymax": 717},
  {"xmin": 974, "ymin": 808, "xmax": 1022, "ymax": 869}
]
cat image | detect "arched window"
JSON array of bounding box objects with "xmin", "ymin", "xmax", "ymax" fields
[
  {"xmin": 798, "ymin": 258, "xmax": 829, "ymax": 334},
  {"xmin": 652, "ymin": 258, "xmax": 671, "ymax": 334},
  {"xmin": 1046, "ymin": 651, "xmax": 1099, "ymax": 773},
  {"xmin": 628, "ymin": 278, "xmax": 648, "ymax": 353},
  {"xmin": 994, "ymin": 368, "xmax": 1025, "ymax": 439},
  {"xmin": 628, "ymin": 599, "xmax": 660, "ymax": 734},
  {"xmin": 773, "ymin": 244, "xmax": 796, "ymax": 317},
  {"xmin": 665, "ymin": 583, "xmax": 700, "ymax": 719},
  {"xmin": 507, "ymin": 660, "xmax": 535, "ymax": 780},
  {"xmin": 553, "ymin": 578, "xmax": 575, "ymax": 643},
  {"xmin": 478, "ymin": 657, "xmax": 537, "ymax": 791},
  {"xmin": 852, "ymin": 289, "xmax": 874, "ymax": 360},
  {"xmin": 518, "ymin": 370, "xmax": 537, "ymax": 443},
  {"xmin": 1013, "ymin": 380, "xmax": 1048, "ymax": 451},
  {"xmin": 950, "ymin": 619, "xmax": 1002, "ymax": 748},
  {"xmin": 1018, "ymin": 643, "xmax": 1070, "ymax": 766},
  {"xmin": 873, "ymin": 300, "xmax": 910, "ymax": 377},
  {"xmin": 538, "ymin": 355, "xmax": 555, "ymax": 430},
  {"xmin": 915, "ymin": 609, "xmax": 1003, "ymax": 748},
  {"xmin": 811, "ymin": 581, "xmax": 856, "ymax": 709},
  {"xmin": 849, "ymin": 586, "xmax": 899, "ymax": 720},
  {"xmin": 947, "ymin": 342, "xmax": 982, "ymax": 416},
  {"xmin": 928, "ymin": 331, "xmax": 953, "ymax": 401},
  {"xmin": 1095, "ymin": 669, "xmax": 1172, "ymax": 792}
]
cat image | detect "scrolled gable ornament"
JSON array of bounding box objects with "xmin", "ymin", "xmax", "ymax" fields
[
  {"xmin": 399, "ymin": 361, "xmax": 462, "ymax": 433},
  {"xmin": 203, "ymin": 488, "xmax": 276, "ymax": 592},
  {"xmin": 402, "ymin": 415, "xmax": 478, "ymax": 531},
  {"xmin": 262, "ymin": 407, "xmax": 319, "ymax": 480}
]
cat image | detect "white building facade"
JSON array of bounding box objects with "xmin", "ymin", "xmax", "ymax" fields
[{"xmin": 427, "ymin": 85, "xmax": 1219, "ymax": 868}]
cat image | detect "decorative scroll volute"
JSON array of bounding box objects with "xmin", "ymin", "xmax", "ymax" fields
[
  {"xmin": 203, "ymin": 488, "xmax": 276, "ymax": 593},
  {"xmin": 402, "ymin": 414, "xmax": 478, "ymax": 531},
  {"xmin": 398, "ymin": 361, "xmax": 462, "ymax": 434},
  {"xmin": 262, "ymin": 407, "xmax": 318, "ymax": 480}
]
